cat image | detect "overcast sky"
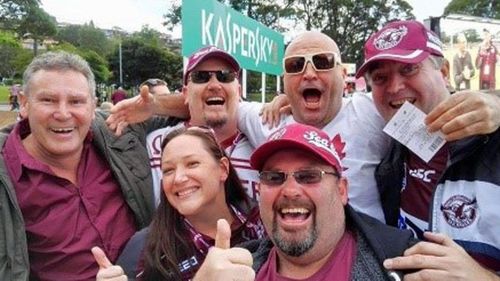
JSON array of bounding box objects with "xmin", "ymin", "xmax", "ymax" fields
[{"xmin": 40, "ymin": 0, "xmax": 451, "ymax": 38}]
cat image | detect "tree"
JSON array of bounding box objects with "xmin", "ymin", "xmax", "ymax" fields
[
  {"xmin": 56, "ymin": 22, "xmax": 113, "ymax": 57},
  {"xmin": 292, "ymin": 0, "xmax": 414, "ymax": 66},
  {"xmin": 132, "ymin": 25, "xmax": 164, "ymax": 48},
  {"xmin": 444, "ymin": 0, "xmax": 499, "ymax": 20},
  {"xmin": 0, "ymin": 0, "xmax": 40, "ymax": 30},
  {"xmin": 164, "ymin": 0, "xmax": 414, "ymax": 68},
  {"xmin": 108, "ymin": 38, "xmax": 183, "ymax": 88},
  {"xmin": 17, "ymin": 5, "xmax": 57, "ymax": 55},
  {"xmin": 163, "ymin": 0, "xmax": 295, "ymax": 32},
  {"xmin": 50, "ymin": 42, "xmax": 111, "ymax": 84},
  {"xmin": 0, "ymin": 30, "xmax": 23, "ymax": 78}
]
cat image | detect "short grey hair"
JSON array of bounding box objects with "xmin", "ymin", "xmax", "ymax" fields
[{"xmin": 22, "ymin": 51, "xmax": 96, "ymax": 98}]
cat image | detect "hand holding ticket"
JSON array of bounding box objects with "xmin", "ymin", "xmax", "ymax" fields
[{"xmin": 383, "ymin": 102, "xmax": 446, "ymax": 162}]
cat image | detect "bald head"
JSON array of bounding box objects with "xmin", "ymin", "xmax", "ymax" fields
[{"xmin": 285, "ymin": 31, "xmax": 341, "ymax": 62}]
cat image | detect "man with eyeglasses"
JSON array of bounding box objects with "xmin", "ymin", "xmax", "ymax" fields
[
  {"xmin": 109, "ymin": 46, "xmax": 260, "ymax": 205},
  {"xmin": 356, "ymin": 20, "xmax": 500, "ymax": 280},
  {"xmin": 193, "ymin": 123, "xmax": 417, "ymax": 281}
]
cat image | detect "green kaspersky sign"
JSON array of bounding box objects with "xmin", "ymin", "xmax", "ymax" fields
[{"xmin": 182, "ymin": 0, "xmax": 284, "ymax": 76}]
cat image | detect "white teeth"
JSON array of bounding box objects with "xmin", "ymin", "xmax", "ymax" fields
[
  {"xmin": 177, "ymin": 187, "xmax": 197, "ymax": 197},
  {"xmin": 51, "ymin": 128, "xmax": 73, "ymax": 133},
  {"xmin": 281, "ymin": 208, "xmax": 309, "ymax": 214},
  {"xmin": 390, "ymin": 98, "xmax": 415, "ymax": 106},
  {"xmin": 207, "ymin": 97, "xmax": 224, "ymax": 102}
]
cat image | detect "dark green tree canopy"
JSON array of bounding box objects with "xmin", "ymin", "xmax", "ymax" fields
[
  {"xmin": 0, "ymin": 0, "xmax": 40, "ymax": 30},
  {"xmin": 108, "ymin": 38, "xmax": 182, "ymax": 88},
  {"xmin": 56, "ymin": 22, "xmax": 113, "ymax": 57}
]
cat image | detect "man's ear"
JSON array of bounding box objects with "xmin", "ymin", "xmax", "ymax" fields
[
  {"xmin": 19, "ymin": 91, "xmax": 29, "ymax": 119},
  {"xmin": 338, "ymin": 177, "xmax": 349, "ymax": 206},
  {"xmin": 182, "ymin": 85, "xmax": 189, "ymax": 105}
]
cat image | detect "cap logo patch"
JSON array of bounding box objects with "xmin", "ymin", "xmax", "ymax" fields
[
  {"xmin": 192, "ymin": 46, "xmax": 217, "ymax": 60},
  {"xmin": 374, "ymin": 25, "xmax": 408, "ymax": 50},
  {"xmin": 303, "ymin": 131, "xmax": 339, "ymax": 159}
]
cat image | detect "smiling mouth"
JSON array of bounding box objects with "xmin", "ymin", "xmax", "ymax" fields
[
  {"xmin": 206, "ymin": 96, "xmax": 225, "ymax": 106},
  {"xmin": 176, "ymin": 187, "xmax": 199, "ymax": 197},
  {"xmin": 279, "ymin": 207, "xmax": 311, "ymax": 221},
  {"xmin": 390, "ymin": 98, "xmax": 415, "ymax": 109},
  {"xmin": 50, "ymin": 127, "xmax": 74, "ymax": 134}
]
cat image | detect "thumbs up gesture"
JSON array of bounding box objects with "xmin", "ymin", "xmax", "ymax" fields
[
  {"xmin": 193, "ymin": 219, "xmax": 255, "ymax": 281},
  {"xmin": 91, "ymin": 246, "xmax": 128, "ymax": 281}
]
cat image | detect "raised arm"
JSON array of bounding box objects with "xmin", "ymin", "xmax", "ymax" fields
[{"xmin": 106, "ymin": 86, "xmax": 189, "ymax": 135}]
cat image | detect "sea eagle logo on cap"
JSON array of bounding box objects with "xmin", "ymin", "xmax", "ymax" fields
[
  {"xmin": 192, "ymin": 46, "xmax": 218, "ymax": 60},
  {"xmin": 374, "ymin": 25, "xmax": 408, "ymax": 50},
  {"xmin": 303, "ymin": 131, "xmax": 340, "ymax": 160}
]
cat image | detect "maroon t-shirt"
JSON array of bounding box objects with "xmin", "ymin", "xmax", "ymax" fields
[
  {"xmin": 3, "ymin": 119, "xmax": 136, "ymax": 281},
  {"xmin": 255, "ymin": 231, "xmax": 356, "ymax": 281}
]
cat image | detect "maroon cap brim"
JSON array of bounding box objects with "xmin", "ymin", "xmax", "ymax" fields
[
  {"xmin": 355, "ymin": 49, "xmax": 430, "ymax": 78},
  {"xmin": 250, "ymin": 139, "xmax": 339, "ymax": 173}
]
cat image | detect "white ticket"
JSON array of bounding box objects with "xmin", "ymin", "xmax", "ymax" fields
[{"xmin": 383, "ymin": 102, "xmax": 446, "ymax": 163}]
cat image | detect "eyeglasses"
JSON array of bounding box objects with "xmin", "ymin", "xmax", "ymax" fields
[
  {"xmin": 259, "ymin": 169, "xmax": 339, "ymax": 186},
  {"xmin": 283, "ymin": 52, "xmax": 339, "ymax": 74},
  {"xmin": 189, "ymin": 70, "xmax": 237, "ymax": 84}
]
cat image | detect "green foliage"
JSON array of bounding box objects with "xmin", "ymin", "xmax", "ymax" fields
[
  {"xmin": 292, "ymin": 0, "xmax": 414, "ymax": 66},
  {"xmin": 17, "ymin": 5, "xmax": 57, "ymax": 55},
  {"xmin": 0, "ymin": 85, "xmax": 10, "ymax": 103},
  {"xmin": 0, "ymin": 0, "xmax": 40, "ymax": 30},
  {"xmin": 0, "ymin": 30, "xmax": 32, "ymax": 78},
  {"xmin": 131, "ymin": 25, "xmax": 164, "ymax": 48},
  {"xmin": 444, "ymin": 0, "xmax": 499, "ymax": 19},
  {"xmin": 56, "ymin": 22, "xmax": 113, "ymax": 57},
  {"xmin": 108, "ymin": 38, "xmax": 183, "ymax": 88},
  {"xmin": 50, "ymin": 42, "xmax": 110, "ymax": 83}
]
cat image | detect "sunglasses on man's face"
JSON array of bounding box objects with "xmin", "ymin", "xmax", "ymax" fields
[
  {"xmin": 283, "ymin": 52, "xmax": 338, "ymax": 74},
  {"xmin": 189, "ymin": 70, "xmax": 237, "ymax": 84},
  {"xmin": 259, "ymin": 169, "xmax": 339, "ymax": 186}
]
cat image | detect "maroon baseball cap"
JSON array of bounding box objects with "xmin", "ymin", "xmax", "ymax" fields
[
  {"xmin": 250, "ymin": 123, "xmax": 342, "ymax": 175},
  {"xmin": 356, "ymin": 20, "xmax": 443, "ymax": 78},
  {"xmin": 183, "ymin": 46, "xmax": 240, "ymax": 85}
]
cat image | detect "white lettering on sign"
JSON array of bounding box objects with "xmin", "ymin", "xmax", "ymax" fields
[{"xmin": 201, "ymin": 9, "xmax": 275, "ymax": 68}]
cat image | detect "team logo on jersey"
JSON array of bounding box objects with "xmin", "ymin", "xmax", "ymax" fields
[
  {"xmin": 374, "ymin": 25, "xmax": 408, "ymax": 50},
  {"xmin": 269, "ymin": 127, "xmax": 286, "ymax": 140},
  {"xmin": 440, "ymin": 195, "xmax": 477, "ymax": 228}
]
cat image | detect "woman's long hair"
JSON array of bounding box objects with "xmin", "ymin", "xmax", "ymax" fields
[{"xmin": 141, "ymin": 127, "xmax": 249, "ymax": 281}]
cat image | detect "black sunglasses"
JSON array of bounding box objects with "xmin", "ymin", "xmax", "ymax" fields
[
  {"xmin": 189, "ymin": 70, "xmax": 237, "ymax": 84},
  {"xmin": 283, "ymin": 52, "xmax": 338, "ymax": 74},
  {"xmin": 259, "ymin": 169, "xmax": 339, "ymax": 186}
]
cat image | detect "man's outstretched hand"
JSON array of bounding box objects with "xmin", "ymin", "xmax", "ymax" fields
[{"xmin": 106, "ymin": 85, "xmax": 155, "ymax": 136}]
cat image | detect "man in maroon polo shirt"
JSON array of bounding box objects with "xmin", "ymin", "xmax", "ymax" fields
[{"xmin": 0, "ymin": 51, "xmax": 155, "ymax": 280}]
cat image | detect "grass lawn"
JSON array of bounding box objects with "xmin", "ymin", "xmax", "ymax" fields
[{"xmin": 0, "ymin": 86, "xmax": 10, "ymax": 103}]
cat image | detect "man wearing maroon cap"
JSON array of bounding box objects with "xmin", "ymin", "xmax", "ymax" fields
[
  {"xmin": 108, "ymin": 45, "xmax": 260, "ymax": 205},
  {"xmin": 193, "ymin": 123, "xmax": 417, "ymax": 281},
  {"xmin": 357, "ymin": 20, "xmax": 500, "ymax": 280}
]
